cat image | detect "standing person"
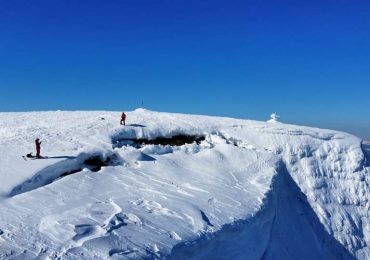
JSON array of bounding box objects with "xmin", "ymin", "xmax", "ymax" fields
[
  {"xmin": 120, "ymin": 112, "xmax": 126, "ymax": 125},
  {"xmin": 35, "ymin": 138, "xmax": 42, "ymax": 157}
]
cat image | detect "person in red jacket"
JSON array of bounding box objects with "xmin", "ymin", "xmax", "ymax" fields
[
  {"xmin": 120, "ymin": 112, "xmax": 126, "ymax": 125},
  {"xmin": 35, "ymin": 138, "xmax": 42, "ymax": 157}
]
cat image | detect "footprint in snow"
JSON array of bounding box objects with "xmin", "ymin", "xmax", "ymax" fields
[
  {"xmin": 146, "ymin": 243, "xmax": 160, "ymax": 258},
  {"xmin": 130, "ymin": 199, "xmax": 182, "ymax": 219},
  {"xmin": 72, "ymin": 224, "xmax": 103, "ymax": 241},
  {"xmin": 106, "ymin": 212, "xmax": 143, "ymax": 233},
  {"xmin": 109, "ymin": 248, "xmax": 138, "ymax": 257},
  {"xmin": 106, "ymin": 213, "xmax": 127, "ymax": 233},
  {"xmin": 169, "ymin": 231, "xmax": 182, "ymax": 241},
  {"xmin": 123, "ymin": 213, "xmax": 142, "ymax": 225},
  {"xmin": 208, "ymin": 198, "xmax": 217, "ymax": 205}
]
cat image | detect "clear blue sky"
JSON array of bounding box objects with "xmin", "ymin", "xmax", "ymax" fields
[{"xmin": 0, "ymin": 1, "xmax": 369, "ymax": 139}]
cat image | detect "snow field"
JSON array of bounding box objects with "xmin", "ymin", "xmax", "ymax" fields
[{"xmin": 0, "ymin": 109, "xmax": 369, "ymax": 259}]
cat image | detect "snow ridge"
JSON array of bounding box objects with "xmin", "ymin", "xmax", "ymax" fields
[
  {"xmin": 169, "ymin": 160, "xmax": 355, "ymax": 260},
  {"xmin": 0, "ymin": 110, "xmax": 369, "ymax": 259}
]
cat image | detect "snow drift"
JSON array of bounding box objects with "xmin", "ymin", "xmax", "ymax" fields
[{"xmin": 0, "ymin": 109, "xmax": 369, "ymax": 259}]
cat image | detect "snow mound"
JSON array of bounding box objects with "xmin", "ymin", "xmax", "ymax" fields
[{"xmin": 0, "ymin": 110, "xmax": 369, "ymax": 259}]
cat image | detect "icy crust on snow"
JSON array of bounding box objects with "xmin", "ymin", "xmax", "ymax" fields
[{"xmin": 0, "ymin": 109, "xmax": 369, "ymax": 259}]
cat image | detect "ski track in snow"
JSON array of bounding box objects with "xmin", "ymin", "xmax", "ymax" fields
[{"xmin": 0, "ymin": 109, "xmax": 369, "ymax": 259}]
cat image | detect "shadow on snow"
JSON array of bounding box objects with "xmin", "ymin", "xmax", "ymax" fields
[
  {"xmin": 9, "ymin": 153, "xmax": 121, "ymax": 197},
  {"xmin": 169, "ymin": 161, "xmax": 355, "ymax": 260}
]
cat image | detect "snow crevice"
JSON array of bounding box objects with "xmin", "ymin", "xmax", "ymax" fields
[{"xmin": 113, "ymin": 134, "xmax": 205, "ymax": 149}]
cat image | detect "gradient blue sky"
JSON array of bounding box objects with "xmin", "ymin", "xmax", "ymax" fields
[{"xmin": 0, "ymin": 1, "xmax": 369, "ymax": 139}]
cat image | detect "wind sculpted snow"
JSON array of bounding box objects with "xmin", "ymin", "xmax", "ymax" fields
[
  {"xmin": 170, "ymin": 161, "xmax": 355, "ymax": 260},
  {"xmin": 0, "ymin": 109, "xmax": 369, "ymax": 259}
]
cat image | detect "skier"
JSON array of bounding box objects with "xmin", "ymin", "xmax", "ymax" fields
[
  {"xmin": 35, "ymin": 138, "xmax": 42, "ymax": 157},
  {"xmin": 120, "ymin": 112, "xmax": 126, "ymax": 125}
]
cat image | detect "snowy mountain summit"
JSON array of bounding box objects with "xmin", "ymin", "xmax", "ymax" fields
[{"xmin": 0, "ymin": 109, "xmax": 369, "ymax": 259}]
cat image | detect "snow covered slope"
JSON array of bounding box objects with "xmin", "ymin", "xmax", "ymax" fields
[{"xmin": 0, "ymin": 109, "xmax": 369, "ymax": 259}]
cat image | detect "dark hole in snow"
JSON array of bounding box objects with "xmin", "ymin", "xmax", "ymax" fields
[
  {"xmin": 59, "ymin": 156, "xmax": 115, "ymax": 177},
  {"xmin": 83, "ymin": 153, "xmax": 121, "ymax": 172},
  {"xmin": 200, "ymin": 210, "xmax": 214, "ymax": 227},
  {"xmin": 84, "ymin": 156, "xmax": 109, "ymax": 172},
  {"xmin": 114, "ymin": 135, "xmax": 205, "ymax": 148}
]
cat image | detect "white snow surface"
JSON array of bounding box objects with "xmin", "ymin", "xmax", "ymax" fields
[{"xmin": 0, "ymin": 109, "xmax": 369, "ymax": 259}]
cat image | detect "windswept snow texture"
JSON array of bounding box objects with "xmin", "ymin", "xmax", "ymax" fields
[{"xmin": 0, "ymin": 109, "xmax": 369, "ymax": 259}]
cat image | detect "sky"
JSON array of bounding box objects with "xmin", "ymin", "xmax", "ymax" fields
[{"xmin": 0, "ymin": 0, "xmax": 369, "ymax": 139}]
